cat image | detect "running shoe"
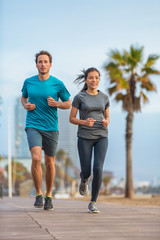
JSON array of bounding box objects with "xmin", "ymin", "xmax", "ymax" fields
[
  {"xmin": 88, "ymin": 201, "xmax": 100, "ymax": 213},
  {"xmin": 44, "ymin": 196, "xmax": 53, "ymax": 210},
  {"xmin": 79, "ymin": 179, "xmax": 88, "ymax": 195},
  {"xmin": 34, "ymin": 194, "xmax": 43, "ymax": 208}
]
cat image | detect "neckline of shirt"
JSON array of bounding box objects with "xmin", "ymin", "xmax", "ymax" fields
[
  {"xmin": 37, "ymin": 75, "xmax": 51, "ymax": 82},
  {"xmin": 85, "ymin": 90, "xmax": 100, "ymax": 96}
]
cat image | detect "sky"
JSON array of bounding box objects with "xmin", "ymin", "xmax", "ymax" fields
[{"xmin": 0, "ymin": 0, "xmax": 160, "ymax": 182}]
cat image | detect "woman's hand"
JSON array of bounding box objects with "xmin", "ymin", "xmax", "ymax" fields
[
  {"xmin": 85, "ymin": 118, "xmax": 96, "ymax": 127},
  {"xmin": 102, "ymin": 119, "xmax": 110, "ymax": 127}
]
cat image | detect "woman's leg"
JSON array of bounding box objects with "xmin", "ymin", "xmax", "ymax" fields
[
  {"xmin": 78, "ymin": 137, "xmax": 94, "ymax": 181},
  {"xmin": 91, "ymin": 137, "xmax": 108, "ymax": 202}
]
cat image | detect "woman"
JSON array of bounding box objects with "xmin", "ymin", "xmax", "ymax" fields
[{"xmin": 69, "ymin": 67, "xmax": 110, "ymax": 213}]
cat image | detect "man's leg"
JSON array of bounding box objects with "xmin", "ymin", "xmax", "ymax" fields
[
  {"xmin": 43, "ymin": 154, "xmax": 55, "ymax": 210},
  {"xmin": 45, "ymin": 154, "xmax": 55, "ymax": 197},
  {"xmin": 30, "ymin": 146, "xmax": 43, "ymax": 195}
]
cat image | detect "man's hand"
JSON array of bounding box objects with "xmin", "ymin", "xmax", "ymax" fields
[
  {"xmin": 102, "ymin": 119, "xmax": 110, "ymax": 127},
  {"xmin": 85, "ymin": 118, "xmax": 96, "ymax": 127},
  {"xmin": 24, "ymin": 102, "xmax": 36, "ymax": 111},
  {"xmin": 47, "ymin": 96, "xmax": 58, "ymax": 107}
]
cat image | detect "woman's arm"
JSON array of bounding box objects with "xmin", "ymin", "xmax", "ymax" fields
[
  {"xmin": 102, "ymin": 107, "xmax": 110, "ymax": 127},
  {"xmin": 69, "ymin": 106, "xmax": 96, "ymax": 127}
]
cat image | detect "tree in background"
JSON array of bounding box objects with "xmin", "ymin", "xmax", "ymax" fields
[
  {"xmin": 5, "ymin": 162, "xmax": 31, "ymax": 195},
  {"xmin": 55, "ymin": 149, "xmax": 74, "ymax": 191},
  {"xmin": 104, "ymin": 45, "xmax": 160, "ymax": 198},
  {"xmin": 64, "ymin": 156, "xmax": 72, "ymax": 187},
  {"xmin": 56, "ymin": 149, "xmax": 67, "ymax": 161},
  {"xmin": 103, "ymin": 176, "xmax": 110, "ymax": 195}
]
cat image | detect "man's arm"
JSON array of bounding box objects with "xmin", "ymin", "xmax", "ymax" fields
[
  {"xmin": 21, "ymin": 96, "xmax": 36, "ymax": 111},
  {"xmin": 47, "ymin": 97, "xmax": 71, "ymax": 109}
]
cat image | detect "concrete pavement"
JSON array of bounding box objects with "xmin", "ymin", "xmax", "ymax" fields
[{"xmin": 0, "ymin": 197, "xmax": 160, "ymax": 240}]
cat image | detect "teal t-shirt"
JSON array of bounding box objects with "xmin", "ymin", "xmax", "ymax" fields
[{"xmin": 21, "ymin": 75, "xmax": 71, "ymax": 131}]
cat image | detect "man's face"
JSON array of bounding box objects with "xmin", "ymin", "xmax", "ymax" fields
[{"xmin": 36, "ymin": 55, "xmax": 52, "ymax": 75}]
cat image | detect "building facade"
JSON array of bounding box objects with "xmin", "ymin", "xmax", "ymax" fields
[
  {"xmin": 57, "ymin": 108, "xmax": 79, "ymax": 170},
  {"xmin": 14, "ymin": 97, "xmax": 30, "ymax": 159}
]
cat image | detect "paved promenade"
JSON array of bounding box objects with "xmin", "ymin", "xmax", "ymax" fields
[{"xmin": 0, "ymin": 197, "xmax": 160, "ymax": 240}]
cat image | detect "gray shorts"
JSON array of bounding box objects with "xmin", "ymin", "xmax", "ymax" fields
[{"xmin": 25, "ymin": 128, "xmax": 59, "ymax": 157}]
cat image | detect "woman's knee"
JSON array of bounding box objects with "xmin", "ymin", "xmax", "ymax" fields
[
  {"xmin": 93, "ymin": 167, "xmax": 102, "ymax": 178},
  {"xmin": 80, "ymin": 171, "xmax": 91, "ymax": 180}
]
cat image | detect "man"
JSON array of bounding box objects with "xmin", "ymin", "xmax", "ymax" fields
[{"xmin": 21, "ymin": 50, "xmax": 71, "ymax": 210}]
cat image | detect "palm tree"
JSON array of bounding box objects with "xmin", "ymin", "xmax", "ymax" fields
[
  {"xmin": 5, "ymin": 162, "xmax": 31, "ymax": 195},
  {"xmin": 64, "ymin": 157, "xmax": 72, "ymax": 187},
  {"xmin": 104, "ymin": 45, "xmax": 160, "ymax": 198},
  {"xmin": 103, "ymin": 176, "xmax": 110, "ymax": 195},
  {"xmin": 56, "ymin": 149, "xmax": 67, "ymax": 164},
  {"xmin": 56, "ymin": 149, "xmax": 74, "ymax": 191}
]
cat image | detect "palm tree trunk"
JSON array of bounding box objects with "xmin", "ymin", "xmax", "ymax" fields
[{"xmin": 125, "ymin": 111, "xmax": 134, "ymax": 198}]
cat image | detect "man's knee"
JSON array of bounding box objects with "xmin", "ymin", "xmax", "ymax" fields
[
  {"xmin": 45, "ymin": 156, "xmax": 55, "ymax": 168},
  {"xmin": 32, "ymin": 154, "xmax": 41, "ymax": 165}
]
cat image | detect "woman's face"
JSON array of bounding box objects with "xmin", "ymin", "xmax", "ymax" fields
[{"xmin": 85, "ymin": 71, "xmax": 100, "ymax": 90}]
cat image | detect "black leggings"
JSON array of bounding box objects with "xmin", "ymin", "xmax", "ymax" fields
[{"xmin": 78, "ymin": 137, "xmax": 108, "ymax": 202}]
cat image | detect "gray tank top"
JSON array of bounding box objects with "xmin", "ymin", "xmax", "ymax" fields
[{"xmin": 72, "ymin": 90, "xmax": 110, "ymax": 139}]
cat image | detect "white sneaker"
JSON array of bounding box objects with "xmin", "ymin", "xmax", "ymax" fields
[
  {"xmin": 79, "ymin": 179, "xmax": 88, "ymax": 195},
  {"xmin": 88, "ymin": 201, "xmax": 100, "ymax": 213}
]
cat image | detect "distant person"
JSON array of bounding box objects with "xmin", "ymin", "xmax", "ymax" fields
[
  {"xmin": 21, "ymin": 50, "xmax": 71, "ymax": 210},
  {"xmin": 69, "ymin": 68, "xmax": 110, "ymax": 213}
]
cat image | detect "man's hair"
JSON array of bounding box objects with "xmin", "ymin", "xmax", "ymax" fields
[{"xmin": 35, "ymin": 50, "xmax": 52, "ymax": 63}]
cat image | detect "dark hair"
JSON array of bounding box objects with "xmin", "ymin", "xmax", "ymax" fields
[
  {"xmin": 35, "ymin": 50, "xmax": 52, "ymax": 63},
  {"xmin": 74, "ymin": 67, "xmax": 100, "ymax": 92}
]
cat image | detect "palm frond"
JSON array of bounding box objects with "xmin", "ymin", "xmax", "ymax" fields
[
  {"xmin": 118, "ymin": 79, "xmax": 129, "ymax": 89},
  {"xmin": 124, "ymin": 67, "xmax": 131, "ymax": 73},
  {"xmin": 127, "ymin": 56, "xmax": 137, "ymax": 69},
  {"xmin": 130, "ymin": 45, "xmax": 144, "ymax": 62},
  {"xmin": 108, "ymin": 85, "xmax": 118, "ymax": 95},
  {"xmin": 137, "ymin": 75, "xmax": 150, "ymax": 83},
  {"xmin": 140, "ymin": 91, "xmax": 149, "ymax": 103},
  {"xmin": 142, "ymin": 67, "xmax": 160, "ymax": 75},
  {"xmin": 105, "ymin": 61, "xmax": 118, "ymax": 70},
  {"xmin": 145, "ymin": 55, "xmax": 160, "ymax": 67},
  {"xmin": 109, "ymin": 69, "xmax": 122, "ymax": 82},
  {"xmin": 141, "ymin": 81, "xmax": 156, "ymax": 91},
  {"xmin": 109, "ymin": 50, "xmax": 126, "ymax": 65},
  {"xmin": 126, "ymin": 45, "xmax": 144, "ymax": 70},
  {"xmin": 115, "ymin": 93, "xmax": 124, "ymax": 102},
  {"xmin": 106, "ymin": 62, "xmax": 123, "ymax": 83}
]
